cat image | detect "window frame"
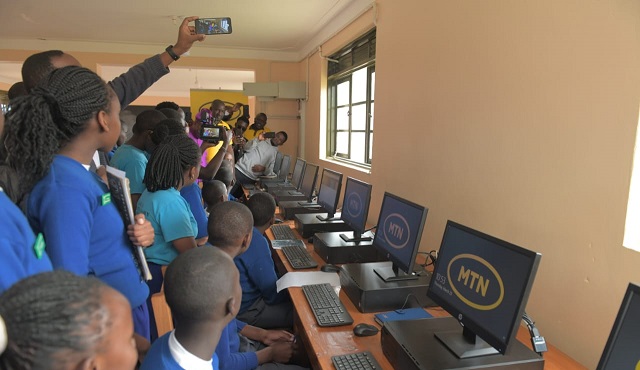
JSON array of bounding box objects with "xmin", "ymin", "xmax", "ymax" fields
[{"xmin": 326, "ymin": 29, "xmax": 376, "ymax": 168}]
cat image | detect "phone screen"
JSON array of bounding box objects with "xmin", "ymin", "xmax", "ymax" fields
[{"xmin": 196, "ymin": 18, "xmax": 232, "ymax": 35}]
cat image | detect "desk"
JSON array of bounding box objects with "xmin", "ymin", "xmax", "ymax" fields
[{"xmin": 267, "ymin": 222, "xmax": 587, "ymax": 370}]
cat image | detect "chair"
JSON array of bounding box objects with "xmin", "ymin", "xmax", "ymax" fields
[{"xmin": 150, "ymin": 266, "xmax": 173, "ymax": 337}]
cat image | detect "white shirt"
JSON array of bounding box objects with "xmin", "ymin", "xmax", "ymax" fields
[{"xmin": 168, "ymin": 330, "xmax": 213, "ymax": 370}]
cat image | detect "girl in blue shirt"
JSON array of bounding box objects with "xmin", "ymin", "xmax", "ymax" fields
[
  {"xmin": 3, "ymin": 66, "xmax": 155, "ymax": 350},
  {"xmin": 136, "ymin": 134, "xmax": 200, "ymax": 340}
]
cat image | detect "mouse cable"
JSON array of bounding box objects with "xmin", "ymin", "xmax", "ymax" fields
[
  {"xmin": 396, "ymin": 293, "xmax": 422, "ymax": 313},
  {"xmin": 417, "ymin": 250, "xmax": 438, "ymax": 267},
  {"xmin": 522, "ymin": 311, "xmax": 547, "ymax": 356},
  {"xmin": 364, "ymin": 225, "xmax": 377, "ymax": 233}
]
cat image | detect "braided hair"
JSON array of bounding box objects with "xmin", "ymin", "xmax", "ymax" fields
[
  {"xmin": 3, "ymin": 66, "xmax": 111, "ymax": 197},
  {"xmin": 143, "ymin": 134, "xmax": 199, "ymax": 192},
  {"xmin": 149, "ymin": 118, "xmax": 186, "ymax": 146},
  {"xmin": 0, "ymin": 271, "xmax": 110, "ymax": 370}
]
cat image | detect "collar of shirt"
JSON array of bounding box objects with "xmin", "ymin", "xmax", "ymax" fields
[{"xmin": 168, "ymin": 330, "xmax": 213, "ymax": 370}]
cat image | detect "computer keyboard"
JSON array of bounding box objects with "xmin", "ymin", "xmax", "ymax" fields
[
  {"xmin": 271, "ymin": 224, "xmax": 297, "ymax": 240},
  {"xmin": 281, "ymin": 244, "xmax": 318, "ymax": 269},
  {"xmin": 332, "ymin": 351, "xmax": 381, "ymax": 370},
  {"xmin": 302, "ymin": 283, "xmax": 353, "ymax": 327}
]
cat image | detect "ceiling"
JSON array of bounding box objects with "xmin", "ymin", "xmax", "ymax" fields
[{"xmin": 0, "ymin": 0, "xmax": 373, "ymax": 97}]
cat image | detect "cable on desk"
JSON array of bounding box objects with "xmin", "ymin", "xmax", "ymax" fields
[
  {"xmin": 417, "ymin": 250, "xmax": 438, "ymax": 268},
  {"xmin": 522, "ymin": 311, "xmax": 547, "ymax": 356}
]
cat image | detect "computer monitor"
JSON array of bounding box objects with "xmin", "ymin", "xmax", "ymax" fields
[
  {"xmin": 277, "ymin": 155, "xmax": 291, "ymax": 181},
  {"xmin": 596, "ymin": 282, "xmax": 640, "ymax": 370},
  {"xmin": 314, "ymin": 169, "xmax": 343, "ymax": 221},
  {"xmin": 427, "ymin": 221, "xmax": 542, "ymax": 359},
  {"xmin": 273, "ymin": 151, "xmax": 284, "ymax": 175},
  {"xmin": 339, "ymin": 178, "xmax": 373, "ymax": 243},
  {"xmin": 295, "ymin": 163, "xmax": 318, "ymax": 201},
  {"xmin": 289, "ymin": 158, "xmax": 306, "ymax": 189},
  {"xmin": 372, "ymin": 193, "xmax": 428, "ymax": 282}
]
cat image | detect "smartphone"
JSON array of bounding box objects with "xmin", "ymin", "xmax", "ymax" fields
[
  {"xmin": 195, "ymin": 18, "xmax": 232, "ymax": 35},
  {"xmin": 263, "ymin": 132, "xmax": 276, "ymax": 139}
]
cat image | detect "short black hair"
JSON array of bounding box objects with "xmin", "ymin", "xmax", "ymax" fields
[
  {"xmin": 165, "ymin": 247, "xmax": 237, "ymax": 323},
  {"xmin": 132, "ymin": 109, "xmax": 166, "ymax": 134},
  {"xmin": 277, "ymin": 131, "xmax": 288, "ymax": 142},
  {"xmin": 21, "ymin": 50, "xmax": 64, "ymax": 92},
  {"xmin": 158, "ymin": 107, "xmax": 183, "ymax": 122},
  {"xmin": 7, "ymin": 82, "xmax": 27, "ymax": 100},
  {"xmin": 247, "ymin": 192, "xmax": 276, "ymax": 227},
  {"xmin": 202, "ymin": 180, "xmax": 227, "ymax": 209},
  {"xmin": 208, "ymin": 202, "xmax": 253, "ymax": 249},
  {"xmin": 213, "ymin": 161, "xmax": 234, "ymax": 188},
  {"xmin": 0, "ymin": 271, "xmax": 111, "ymax": 369},
  {"xmin": 236, "ymin": 116, "xmax": 249, "ymax": 124},
  {"xmin": 155, "ymin": 101, "xmax": 180, "ymax": 111}
]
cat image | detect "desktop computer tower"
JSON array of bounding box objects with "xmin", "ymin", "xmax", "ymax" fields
[
  {"xmin": 339, "ymin": 261, "xmax": 434, "ymax": 313},
  {"xmin": 294, "ymin": 213, "xmax": 353, "ymax": 238},
  {"xmin": 279, "ymin": 201, "xmax": 324, "ymax": 220},
  {"xmin": 380, "ymin": 318, "xmax": 544, "ymax": 370},
  {"xmin": 313, "ymin": 231, "xmax": 388, "ymax": 264}
]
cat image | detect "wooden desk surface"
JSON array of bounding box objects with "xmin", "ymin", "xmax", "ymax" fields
[{"xmin": 267, "ymin": 222, "xmax": 587, "ymax": 370}]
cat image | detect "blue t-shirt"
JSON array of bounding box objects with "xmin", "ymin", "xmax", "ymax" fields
[
  {"xmin": 235, "ymin": 227, "xmax": 287, "ymax": 313},
  {"xmin": 27, "ymin": 155, "xmax": 149, "ymax": 308},
  {"xmin": 137, "ymin": 188, "xmax": 197, "ymax": 265},
  {"xmin": 216, "ymin": 319, "xmax": 258, "ymax": 370},
  {"xmin": 110, "ymin": 144, "xmax": 149, "ymax": 194},
  {"xmin": 180, "ymin": 183, "xmax": 208, "ymax": 240},
  {"xmin": 0, "ymin": 190, "xmax": 52, "ymax": 293},
  {"xmin": 141, "ymin": 332, "xmax": 220, "ymax": 370}
]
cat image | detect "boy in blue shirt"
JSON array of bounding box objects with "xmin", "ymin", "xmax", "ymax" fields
[
  {"xmin": 236, "ymin": 192, "xmax": 293, "ymax": 329},
  {"xmin": 207, "ymin": 202, "xmax": 307, "ymax": 370},
  {"xmin": 141, "ymin": 246, "xmax": 241, "ymax": 370}
]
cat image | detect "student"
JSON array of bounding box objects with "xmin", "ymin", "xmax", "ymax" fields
[
  {"xmin": 234, "ymin": 131, "xmax": 288, "ymax": 187},
  {"xmin": 110, "ymin": 109, "xmax": 166, "ymax": 211},
  {"xmin": 0, "ymin": 112, "xmax": 52, "ymax": 294},
  {"xmin": 236, "ymin": 192, "xmax": 293, "ymax": 329},
  {"xmin": 208, "ymin": 202, "xmax": 307, "ymax": 370},
  {"xmin": 214, "ymin": 160, "xmax": 239, "ymax": 201},
  {"xmin": 141, "ymin": 246, "xmax": 241, "ymax": 370},
  {"xmin": 202, "ymin": 179, "xmax": 228, "ymax": 214},
  {"xmin": 3, "ymin": 66, "xmax": 155, "ymax": 346},
  {"xmin": 0, "ymin": 270, "xmax": 138, "ymax": 370}
]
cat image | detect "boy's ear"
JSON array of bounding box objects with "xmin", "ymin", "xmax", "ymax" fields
[{"xmin": 225, "ymin": 296, "xmax": 238, "ymax": 317}]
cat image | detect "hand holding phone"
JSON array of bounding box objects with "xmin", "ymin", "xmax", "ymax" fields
[
  {"xmin": 263, "ymin": 132, "xmax": 276, "ymax": 139},
  {"xmin": 195, "ymin": 18, "xmax": 232, "ymax": 35}
]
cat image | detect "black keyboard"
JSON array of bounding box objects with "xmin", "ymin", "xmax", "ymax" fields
[
  {"xmin": 271, "ymin": 224, "xmax": 297, "ymax": 240},
  {"xmin": 332, "ymin": 352, "xmax": 381, "ymax": 370},
  {"xmin": 281, "ymin": 244, "xmax": 318, "ymax": 269},
  {"xmin": 302, "ymin": 283, "xmax": 353, "ymax": 327}
]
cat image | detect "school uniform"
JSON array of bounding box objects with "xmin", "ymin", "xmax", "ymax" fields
[
  {"xmin": 235, "ymin": 228, "xmax": 292, "ymax": 329},
  {"xmin": 180, "ymin": 183, "xmax": 208, "ymax": 240},
  {"xmin": 27, "ymin": 155, "xmax": 150, "ymax": 338},
  {"xmin": 137, "ymin": 187, "xmax": 198, "ymax": 340},
  {"xmin": 141, "ymin": 330, "xmax": 220, "ymax": 370},
  {"xmin": 110, "ymin": 144, "xmax": 149, "ymax": 195},
  {"xmin": 0, "ymin": 189, "xmax": 52, "ymax": 293},
  {"xmin": 215, "ymin": 319, "xmax": 259, "ymax": 370}
]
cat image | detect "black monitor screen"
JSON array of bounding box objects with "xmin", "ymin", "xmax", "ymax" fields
[
  {"xmin": 298, "ymin": 163, "xmax": 318, "ymax": 200},
  {"xmin": 290, "ymin": 158, "xmax": 306, "ymax": 189},
  {"xmin": 316, "ymin": 169, "xmax": 343, "ymax": 218},
  {"xmin": 340, "ymin": 178, "xmax": 372, "ymax": 236},
  {"xmin": 273, "ymin": 152, "xmax": 284, "ymax": 175},
  {"xmin": 372, "ymin": 193, "xmax": 428, "ymax": 282},
  {"xmin": 278, "ymin": 155, "xmax": 291, "ymax": 181},
  {"xmin": 427, "ymin": 221, "xmax": 541, "ymax": 358},
  {"xmin": 597, "ymin": 282, "xmax": 640, "ymax": 370}
]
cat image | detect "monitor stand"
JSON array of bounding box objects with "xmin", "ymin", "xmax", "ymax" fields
[
  {"xmin": 313, "ymin": 231, "xmax": 386, "ymax": 265},
  {"xmin": 380, "ymin": 318, "xmax": 544, "ymax": 370},
  {"xmin": 294, "ymin": 212, "xmax": 353, "ymax": 238},
  {"xmin": 339, "ymin": 261, "xmax": 434, "ymax": 313},
  {"xmin": 374, "ymin": 264, "xmax": 419, "ymax": 282}
]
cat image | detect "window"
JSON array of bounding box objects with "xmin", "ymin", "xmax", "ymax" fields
[{"xmin": 327, "ymin": 29, "xmax": 376, "ymax": 167}]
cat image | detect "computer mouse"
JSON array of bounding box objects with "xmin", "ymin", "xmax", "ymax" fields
[
  {"xmin": 320, "ymin": 264, "xmax": 341, "ymax": 273},
  {"xmin": 353, "ymin": 323, "xmax": 379, "ymax": 337},
  {"xmin": 308, "ymin": 236, "xmax": 314, "ymax": 243}
]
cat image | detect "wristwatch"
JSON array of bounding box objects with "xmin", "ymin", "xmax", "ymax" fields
[{"xmin": 165, "ymin": 45, "xmax": 180, "ymax": 61}]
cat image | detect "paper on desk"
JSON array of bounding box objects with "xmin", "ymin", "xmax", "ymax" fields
[{"xmin": 276, "ymin": 271, "xmax": 341, "ymax": 292}]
